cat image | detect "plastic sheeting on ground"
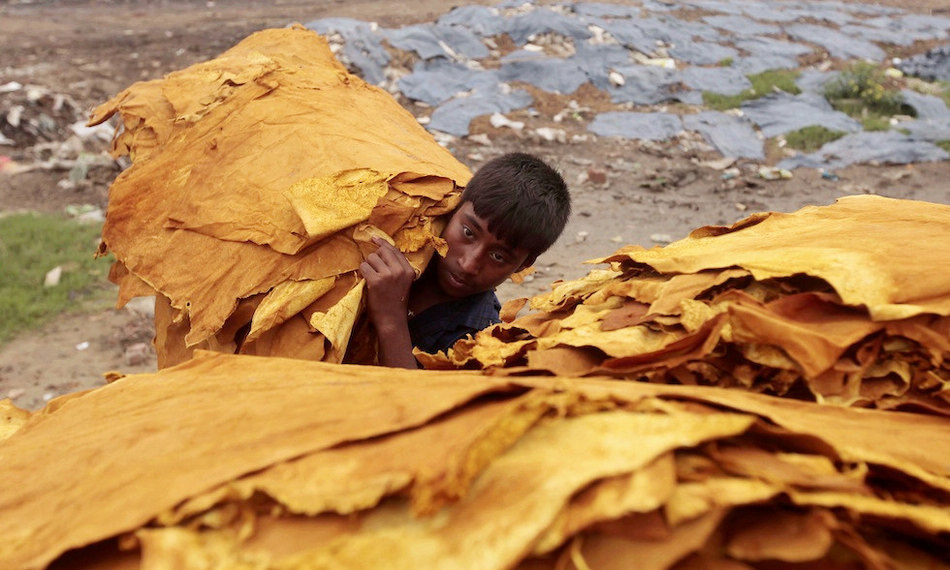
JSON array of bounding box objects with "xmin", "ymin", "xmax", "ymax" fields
[
  {"xmin": 587, "ymin": 112, "xmax": 683, "ymax": 141},
  {"xmin": 300, "ymin": 0, "xmax": 950, "ymax": 167},
  {"xmin": 778, "ymin": 130, "xmax": 949, "ymax": 170},
  {"xmin": 740, "ymin": 92, "xmax": 862, "ymax": 138},
  {"xmin": 682, "ymin": 111, "xmax": 764, "ymax": 159},
  {"xmin": 427, "ymin": 85, "xmax": 534, "ymax": 136},
  {"xmin": 899, "ymin": 45, "xmax": 950, "ymax": 82},
  {"xmin": 784, "ymin": 23, "xmax": 886, "ymax": 60}
]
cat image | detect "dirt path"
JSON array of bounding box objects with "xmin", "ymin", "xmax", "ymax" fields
[{"xmin": 1, "ymin": 0, "xmax": 948, "ymax": 410}]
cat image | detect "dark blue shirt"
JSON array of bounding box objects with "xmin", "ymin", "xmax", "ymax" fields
[{"xmin": 408, "ymin": 290, "xmax": 501, "ymax": 354}]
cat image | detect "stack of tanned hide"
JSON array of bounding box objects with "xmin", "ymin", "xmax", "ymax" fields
[
  {"xmin": 1, "ymin": 351, "xmax": 948, "ymax": 569},
  {"xmin": 89, "ymin": 26, "xmax": 471, "ymax": 368},
  {"xmin": 422, "ymin": 195, "xmax": 950, "ymax": 416}
]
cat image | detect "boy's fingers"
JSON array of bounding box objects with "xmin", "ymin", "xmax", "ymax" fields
[
  {"xmin": 358, "ymin": 260, "xmax": 376, "ymax": 278},
  {"xmin": 374, "ymin": 241, "xmax": 412, "ymax": 270},
  {"xmin": 374, "ymin": 239, "xmax": 398, "ymax": 256}
]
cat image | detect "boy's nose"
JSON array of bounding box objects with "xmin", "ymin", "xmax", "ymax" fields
[{"xmin": 458, "ymin": 248, "xmax": 479, "ymax": 275}]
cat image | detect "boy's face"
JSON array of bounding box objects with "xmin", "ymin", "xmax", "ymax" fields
[{"xmin": 436, "ymin": 202, "xmax": 534, "ymax": 298}]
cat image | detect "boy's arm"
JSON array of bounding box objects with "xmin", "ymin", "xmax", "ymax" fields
[{"xmin": 358, "ymin": 237, "xmax": 420, "ymax": 369}]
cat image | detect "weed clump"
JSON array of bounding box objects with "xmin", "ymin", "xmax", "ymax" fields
[{"xmin": 824, "ymin": 62, "xmax": 912, "ymax": 119}]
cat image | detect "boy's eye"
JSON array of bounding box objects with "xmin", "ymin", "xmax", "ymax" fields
[
  {"xmin": 490, "ymin": 251, "xmax": 508, "ymax": 264},
  {"xmin": 462, "ymin": 226, "xmax": 474, "ymax": 238}
]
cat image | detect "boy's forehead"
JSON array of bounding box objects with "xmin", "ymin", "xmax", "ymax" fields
[{"xmin": 455, "ymin": 202, "xmax": 531, "ymax": 257}]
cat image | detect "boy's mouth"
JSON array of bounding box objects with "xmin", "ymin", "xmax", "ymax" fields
[
  {"xmin": 442, "ymin": 266, "xmax": 471, "ymax": 294},
  {"xmin": 447, "ymin": 271, "xmax": 467, "ymax": 289}
]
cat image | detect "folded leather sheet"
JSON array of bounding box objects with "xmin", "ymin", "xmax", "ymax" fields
[
  {"xmin": 423, "ymin": 196, "xmax": 950, "ymax": 416},
  {"xmin": 89, "ymin": 26, "xmax": 471, "ymax": 366},
  {"xmin": 1, "ymin": 351, "xmax": 948, "ymax": 569}
]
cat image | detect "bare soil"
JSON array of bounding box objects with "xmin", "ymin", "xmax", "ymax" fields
[{"xmin": 1, "ymin": 0, "xmax": 948, "ymax": 410}]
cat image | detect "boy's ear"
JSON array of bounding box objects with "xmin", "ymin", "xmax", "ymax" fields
[{"xmin": 516, "ymin": 255, "xmax": 537, "ymax": 273}]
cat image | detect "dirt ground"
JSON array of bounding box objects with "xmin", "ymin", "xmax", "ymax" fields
[{"xmin": 1, "ymin": 0, "xmax": 948, "ymax": 410}]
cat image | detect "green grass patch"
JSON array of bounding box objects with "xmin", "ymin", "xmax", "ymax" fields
[
  {"xmin": 703, "ymin": 91, "xmax": 751, "ymax": 110},
  {"xmin": 0, "ymin": 213, "xmax": 113, "ymax": 344},
  {"xmin": 702, "ymin": 69, "xmax": 802, "ymax": 110},
  {"xmin": 749, "ymin": 69, "xmax": 801, "ymax": 97},
  {"xmin": 782, "ymin": 125, "xmax": 847, "ymax": 153},
  {"xmin": 861, "ymin": 116, "xmax": 893, "ymax": 131},
  {"xmin": 937, "ymin": 140, "xmax": 950, "ymax": 153}
]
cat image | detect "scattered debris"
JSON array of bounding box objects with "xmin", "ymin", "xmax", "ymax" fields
[
  {"xmin": 758, "ymin": 166, "xmax": 793, "ymax": 180},
  {"xmin": 531, "ymin": 127, "xmax": 567, "ymax": 143},
  {"xmin": 489, "ymin": 112, "xmax": 524, "ymax": 131},
  {"xmin": 43, "ymin": 266, "xmax": 62, "ymax": 287}
]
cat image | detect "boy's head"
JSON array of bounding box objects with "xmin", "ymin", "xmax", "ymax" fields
[
  {"xmin": 461, "ymin": 152, "xmax": 570, "ymax": 259},
  {"xmin": 434, "ymin": 153, "xmax": 570, "ymax": 299}
]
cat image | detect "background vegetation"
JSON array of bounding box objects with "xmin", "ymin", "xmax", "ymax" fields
[{"xmin": 0, "ymin": 213, "xmax": 113, "ymax": 344}]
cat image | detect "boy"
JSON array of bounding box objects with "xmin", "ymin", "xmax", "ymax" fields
[{"xmin": 359, "ymin": 152, "xmax": 571, "ymax": 368}]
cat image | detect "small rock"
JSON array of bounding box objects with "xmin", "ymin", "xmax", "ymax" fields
[
  {"xmin": 489, "ymin": 113, "xmax": 524, "ymax": 131},
  {"xmin": 650, "ymin": 233, "xmax": 673, "ymax": 244},
  {"xmin": 758, "ymin": 166, "xmax": 792, "ymax": 181},
  {"xmin": 6, "ymin": 105, "xmax": 24, "ymax": 128},
  {"xmin": 125, "ymin": 296, "xmax": 156, "ymax": 320},
  {"xmin": 467, "ymin": 133, "xmax": 492, "ymax": 146},
  {"xmin": 701, "ymin": 157, "xmax": 736, "ymax": 171},
  {"xmin": 75, "ymin": 341, "xmax": 90, "ymax": 351},
  {"xmin": 532, "ymin": 127, "xmax": 567, "ymax": 143},
  {"xmin": 587, "ymin": 168, "xmax": 607, "ymax": 186},
  {"xmin": 433, "ymin": 132, "xmax": 456, "ymax": 147},
  {"xmin": 721, "ymin": 167, "xmax": 740, "ymax": 180},
  {"xmin": 6, "ymin": 388, "xmax": 25, "ymax": 400}
]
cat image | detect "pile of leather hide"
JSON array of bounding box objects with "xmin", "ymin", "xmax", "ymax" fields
[
  {"xmin": 89, "ymin": 26, "xmax": 470, "ymax": 368},
  {"xmin": 422, "ymin": 195, "xmax": 950, "ymax": 416},
  {"xmin": 1, "ymin": 351, "xmax": 948, "ymax": 569}
]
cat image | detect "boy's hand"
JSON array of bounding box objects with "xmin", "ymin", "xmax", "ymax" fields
[{"xmin": 359, "ymin": 237, "xmax": 415, "ymax": 326}]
